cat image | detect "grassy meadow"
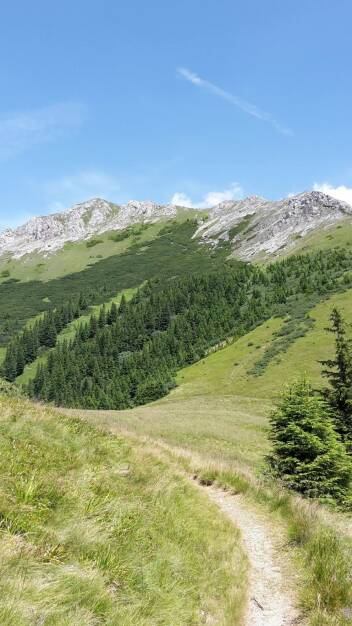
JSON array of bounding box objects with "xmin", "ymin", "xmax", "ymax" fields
[{"xmin": 0, "ymin": 393, "xmax": 247, "ymax": 626}]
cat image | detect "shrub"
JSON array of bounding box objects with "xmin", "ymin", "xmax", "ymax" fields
[
  {"xmin": 86, "ymin": 238, "xmax": 103, "ymax": 248},
  {"xmin": 267, "ymin": 378, "xmax": 352, "ymax": 503},
  {"xmin": 0, "ymin": 378, "xmax": 23, "ymax": 398}
]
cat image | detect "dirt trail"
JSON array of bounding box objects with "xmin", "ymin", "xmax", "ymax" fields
[{"xmin": 199, "ymin": 484, "xmax": 302, "ymax": 626}]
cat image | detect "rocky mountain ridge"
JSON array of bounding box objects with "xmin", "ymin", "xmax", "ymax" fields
[
  {"xmin": 0, "ymin": 191, "xmax": 351, "ymax": 261},
  {"xmin": 0, "ymin": 198, "xmax": 179, "ymax": 258},
  {"xmin": 196, "ymin": 191, "xmax": 352, "ymax": 259}
]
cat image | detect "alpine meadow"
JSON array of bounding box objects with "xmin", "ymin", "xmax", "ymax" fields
[{"xmin": 1, "ymin": 3, "xmax": 352, "ymax": 625}]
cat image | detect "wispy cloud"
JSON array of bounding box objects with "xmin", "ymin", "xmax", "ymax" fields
[
  {"xmin": 0, "ymin": 102, "xmax": 85, "ymax": 160},
  {"xmin": 313, "ymin": 182, "xmax": 352, "ymax": 206},
  {"xmin": 171, "ymin": 182, "xmax": 243, "ymax": 208},
  {"xmin": 178, "ymin": 67, "xmax": 293, "ymax": 136}
]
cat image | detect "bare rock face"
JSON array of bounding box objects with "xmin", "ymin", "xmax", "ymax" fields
[
  {"xmin": 1, "ymin": 190, "xmax": 351, "ymax": 262},
  {"xmin": 0, "ymin": 198, "xmax": 179, "ymax": 258},
  {"xmin": 196, "ymin": 191, "xmax": 352, "ymax": 259}
]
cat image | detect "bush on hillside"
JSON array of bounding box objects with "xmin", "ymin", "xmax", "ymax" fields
[
  {"xmin": 0, "ymin": 378, "xmax": 23, "ymax": 398},
  {"xmin": 267, "ymin": 378, "xmax": 352, "ymax": 503}
]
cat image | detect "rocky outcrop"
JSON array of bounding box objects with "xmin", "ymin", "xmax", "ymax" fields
[
  {"xmin": 196, "ymin": 191, "xmax": 352, "ymax": 260},
  {"xmin": 0, "ymin": 198, "xmax": 179, "ymax": 258}
]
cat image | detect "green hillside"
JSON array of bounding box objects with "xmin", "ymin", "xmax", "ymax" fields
[
  {"xmin": 0, "ymin": 208, "xmax": 206, "ymax": 284},
  {"xmin": 177, "ymin": 287, "xmax": 352, "ymax": 400},
  {"xmin": 283, "ymin": 220, "xmax": 352, "ymax": 259},
  {"xmin": 15, "ymin": 287, "xmax": 139, "ymax": 385},
  {"xmin": 0, "ymin": 391, "xmax": 246, "ymax": 625},
  {"xmin": 0, "ymin": 218, "xmax": 228, "ymax": 344},
  {"xmin": 76, "ymin": 288, "xmax": 352, "ymax": 472}
]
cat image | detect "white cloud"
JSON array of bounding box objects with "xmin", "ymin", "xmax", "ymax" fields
[
  {"xmin": 170, "ymin": 192, "xmax": 194, "ymax": 207},
  {"xmin": 171, "ymin": 182, "xmax": 243, "ymax": 208},
  {"xmin": 0, "ymin": 102, "xmax": 85, "ymax": 160},
  {"xmin": 177, "ymin": 67, "xmax": 293, "ymax": 136},
  {"xmin": 313, "ymin": 183, "xmax": 352, "ymax": 206}
]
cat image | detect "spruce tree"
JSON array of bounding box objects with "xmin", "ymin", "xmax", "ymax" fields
[
  {"xmin": 119, "ymin": 294, "xmax": 127, "ymax": 314},
  {"xmin": 320, "ymin": 308, "xmax": 352, "ymax": 445},
  {"xmin": 267, "ymin": 378, "xmax": 351, "ymax": 502}
]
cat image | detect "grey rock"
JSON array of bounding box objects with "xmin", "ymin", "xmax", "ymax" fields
[
  {"xmin": 0, "ymin": 198, "xmax": 179, "ymax": 258},
  {"xmin": 196, "ymin": 191, "xmax": 352, "ymax": 260}
]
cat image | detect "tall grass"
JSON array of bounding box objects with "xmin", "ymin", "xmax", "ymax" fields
[{"xmin": 0, "ymin": 394, "xmax": 247, "ymax": 625}]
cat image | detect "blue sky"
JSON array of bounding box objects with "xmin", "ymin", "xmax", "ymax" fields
[{"xmin": 1, "ymin": 0, "xmax": 352, "ymax": 228}]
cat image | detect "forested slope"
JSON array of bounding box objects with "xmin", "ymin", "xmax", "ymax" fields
[
  {"xmin": 19, "ymin": 246, "xmax": 352, "ymax": 409},
  {"xmin": 0, "ymin": 219, "xmax": 227, "ymax": 343}
]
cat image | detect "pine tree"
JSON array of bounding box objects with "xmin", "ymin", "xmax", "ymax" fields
[
  {"xmin": 44, "ymin": 321, "xmax": 57, "ymax": 348},
  {"xmin": 267, "ymin": 378, "xmax": 352, "ymax": 502},
  {"xmin": 2, "ymin": 344, "xmax": 18, "ymax": 381},
  {"xmin": 119, "ymin": 294, "xmax": 127, "ymax": 314},
  {"xmin": 320, "ymin": 308, "xmax": 352, "ymax": 445},
  {"xmin": 98, "ymin": 305, "xmax": 107, "ymax": 328},
  {"xmin": 108, "ymin": 302, "xmax": 118, "ymax": 324},
  {"xmin": 78, "ymin": 292, "xmax": 88, "ymax": 310}
]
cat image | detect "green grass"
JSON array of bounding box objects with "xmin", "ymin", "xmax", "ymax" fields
[
  {"xmin": 283, "ymin": 220, "xmax": 352, "ymax": 259},
  {"xmin": 0, "ymin": 393, "xmax": 247, "ymax": 625}
]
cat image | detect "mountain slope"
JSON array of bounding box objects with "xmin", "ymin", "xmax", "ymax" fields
[
  {"xmin": 1, "ymin": 191, "xmax": 351, "ymax": 278},
  {"xmin": 70, "ymin": 287, "xmax": 352, "ymax": 472},
  {"xmin": 197, "ymin": 190, "xmax": 352, "ymax": 260},
  {"xmin": 0, "ymin": 198, "xmax": 189, "ymax": 258},
  {"xmin": 0, "ymin": 219, "xmax": 231, "ymax": 343}
]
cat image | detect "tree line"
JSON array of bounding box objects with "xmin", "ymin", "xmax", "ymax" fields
[
  {"xmin": 1, "ymin": 293, "xmax": 89, "ymax": 381},
  {"xmin": 27, "ymin": 247, "xmax": 352, "ymax": 409}
]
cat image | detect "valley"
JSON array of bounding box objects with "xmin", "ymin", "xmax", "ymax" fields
[{"xmin": 1, "ymin": 191, "xmax": 352, "ymax": 625}]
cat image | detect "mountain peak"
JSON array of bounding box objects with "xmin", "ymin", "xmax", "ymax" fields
[
  {"xmin": 197, "ymin": 190, "xmax": 352, "ymax": 260},
  {"xmin": 0, "ymin": 197, "xmax": 179, "ymax": 259},
  {"xmin": 1, "ymin": 190, "xmax": 351, "ymax": 262}
]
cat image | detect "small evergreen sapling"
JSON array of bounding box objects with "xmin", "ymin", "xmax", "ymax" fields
[{"xmin": 267, "ymin": 378, "xmax": 351, "ymax": 502}]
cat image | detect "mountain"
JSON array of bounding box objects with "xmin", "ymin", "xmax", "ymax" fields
[
  {"xmin": 1, "ymin": 191, "xmax": 351, "ymax": 262},
  {"xmin": 196, "ymin": 191, "xmax": 352, "ymax": 260},
  {"xmin": 0, "ymin": 198, "xmax": 181, "ymax": 258}
]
